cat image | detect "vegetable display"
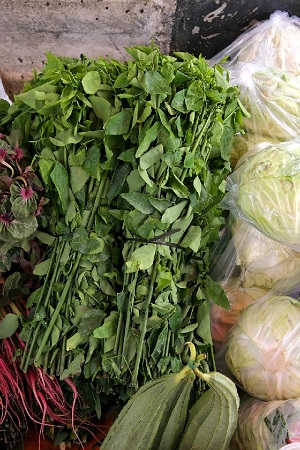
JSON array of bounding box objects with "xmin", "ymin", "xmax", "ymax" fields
[{"xmin": 0, "ymin": 43, "xmax": 244, "ymax": 446}]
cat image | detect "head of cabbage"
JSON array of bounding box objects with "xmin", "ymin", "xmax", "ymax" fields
[
  {"xmin": 223, "ymin": 140, "xmax": 300, "ymax": 251},
  {"xmin": 237, "ymin": 67, "xmax": 300, "ymax": 140},
  {"xmin": 232, "ymin": 218, "xmax": 300, "ymax": 291},
  {"xmin": 225, "ymin": 295, "xmax": 300, "ymax": 400},
  {"xmin": 231, "ymin": 394, "xmax": 300, "ymax": 450}
]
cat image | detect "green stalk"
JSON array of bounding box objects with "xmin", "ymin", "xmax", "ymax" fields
[
  {"xmin": 114, "ymin": 241, "xmax": 137, "ymax": 356},
  {"xmin": 180, "ymin": 110, "xmax": 215, "ymax": 182},
  {"xmin": 20, "ymin": 237, "xmax": 61, "ymax": 371},
  {"xmin": 58, "ymin": 289, "xmax": 73, "ymax": 375},
  {"xmin": 131, "ymin": 256, "xmax": 159, "ymax": 388},
  {"xmin": 33, "ymin": 170, "xmax": 109, "ymax": 366},
  {"xmin": 34, "ymin": 252, "xmax": 82, "ymax": 364},
  {"xmin": 121, "ymin": 271, "xmax": 138, "ymax": 365}
]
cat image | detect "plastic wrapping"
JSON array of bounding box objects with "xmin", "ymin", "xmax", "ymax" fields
[
  {"xmin": 210, "ymin": 278, "xmax": 267, "ymax": 351},
  {"xmin": 211, "ymin": 11, "xmax": 300, "ymax": 75},
  {"xmin": 222, "ymin": 139, "xmax": 300, "ymax": 251},
  {"xmin": 210, "ymin": 11, "xmax": 300, "ymax": 168},
  {"xmin": 225, "ymin": 295, "xmax": 300, "ymax": 401},
  {"xmin": 0, "ymin": 76, "xmax": 11, "ymax": 104},
  {"xmin": 209, "ymin": 215, "xmax": 300, "ymax": 351},
  {"xmin": 230, "ymin": 394, "xmax": 300, "ymax": 450}
]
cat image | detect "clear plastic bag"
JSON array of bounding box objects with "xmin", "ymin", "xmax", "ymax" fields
[
  {"xmin": 210, "ymin": 278, "xmax": 267, "ymax": 352},
  {"xmin": 222, "ymin": 139, "xmax": 300, "ymax": 251},
  {"xmin": 209, "ymin": 215, "xmax": 300, "ymax": 351},
  {"xmin": 231, "ymin": 394, "xmax": 300, "ymax": 450},
  {"xmin": 211, "ymin": 11, "xmax": 300, "ymax": 75},
  {"xmin": 210, "ymin": 11, "xmax": 300, "ymax": 158},
  {"xmin": 225, "ymin": 294, "xmax": 300, "ymax": 401}
]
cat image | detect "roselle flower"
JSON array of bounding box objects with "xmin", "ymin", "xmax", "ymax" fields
[
  {"xmin": 12, "ymin": 146, "xmax": 25, "ymax": 162},
  {"xmin": 0, "ymin": 133, "xmax": 6, "ymax": 139},
  {"xmin": 10, "ymin": 182, "xmax": 37, "ymax": 219},
  {"xmin": 20, "ymin": 186, "xmax": 34, "ymax": 202}
]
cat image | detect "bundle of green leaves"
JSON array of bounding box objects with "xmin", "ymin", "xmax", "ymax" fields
[{"xmin": 0, "ymin": 45, "xmax": 245, "ymax": 403}]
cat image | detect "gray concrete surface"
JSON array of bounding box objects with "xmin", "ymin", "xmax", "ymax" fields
[
  {"xmin": 0, "ymin": 0, "xmax": 176, "ymax": 98},
  {"xmin": 1, "ymin": 0, "xmax": 300, "ymax": 99}
]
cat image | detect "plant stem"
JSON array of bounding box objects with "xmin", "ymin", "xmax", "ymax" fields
[
  {"xmin": 20, "ymin": 237, "xmax": 61, "ymax": 371},
  {"xmin": 33, "ymin": 170, "xmax": 109, "ymax": 367},
  {"xmin": 131, "ymin": 255, "xmax": 159, "ymax": 388},
  {"xmin": 121, "ymin": 271, "xmax": 138, "ymax": 366},
  {"xmin": 34, "ymin": 252, "xmax": 82, "ymax": 364}
]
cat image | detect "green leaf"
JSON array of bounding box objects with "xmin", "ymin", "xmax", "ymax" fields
[
  {"xmin": 36, "ymin": 231, "xmax": 56, "ymax": 246},
  {"xmin": 70, "ymin": 165, "xmax": 89, "ymax": 193},
  {"xmin": 171, "ymin": 89, "xmax": 188, "ymax": 113},
  {"xmin": 105, "ymin": 109, "xmax": 132, "ymax": 135},
  {"xmin": 82, "ymin": 71, "xmax": 101, "ymax": 94},
  {"xmin": 161, "ymin": 200, "xmax": 188, "ymax": 225},
  {"xmin": 49, "ymin": 128, "xmax": 83, "ymax": 146},
  {"xmin": 148, "ymin": 197, "xmax": 172, "ymax": 213},
  {"xmin": 94, "ymin": 317, "xmax": 117, "ymax": 339},
  {"xmin": 135, "ymin": 122, "xmax": 161, "ymax": 157},
  {"xmin": 139, "ymin": 144, "xmax": 163, "ymax": 170},
  {"xmin": 107, "ymin": 163, "xmax": 131, "ymax": 204},
  {"xmin": 33, "ymin": 258, "xmax": 51, "ymax": 276},
  {"xmin": 26, "ymin": 286, "xmax": 43, "ymax": 308},
  {"xmin": 89, "ymin": 95, "xmax": 117, "ymax": 121},
  {"xmin": 83, "ymin": 146, "xmax": 101, "ymax": 180},
  {"xmin": 121, "ymin": 192, "xmax": 155, "ymax": 214},
  {"xmin": 126, "ymin": 244, "xmax": 156, "ymax": 273},
  {"xmin": 60, "ymin": 352, "xmax": 85, "ymax": 380},
  {"xmin": 70, "ymin": 228, "xmax": 105, "ymax": 254},
  {"xmin": 141, "ymin": 71, "xmax": 172, "ymax": 95},
  {"xmin": 0, "ymin": 314, "xmax": 19, "ymax": 339},
  {"xmin": 180, "ymin": 225, "xmax": 202, "ymax": 252},
  {"xmin": 50, "ymin": 162, "xmax": 69, "ymax": 211},
  {"xmin": 180, "ymin": 323, "xmax": 198, "ymax": 334},
  {"xmin": 78, "ymin": 309, "xmax": 106, "ymax": 336},
  {"xmin": 205, "ymin": 276, "xmax": 230, "ymax": 309},
  {"xmin": 196, "ymin": 299, "xmax": 212, "ymax": 344},
  {"xmin": 39, "ymin": 158, "xmax": 55, "ymax": 186}
]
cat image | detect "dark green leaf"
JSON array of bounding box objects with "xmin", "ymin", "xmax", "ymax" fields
[
  {"xmin": 0, "ymin": 314, "xmax": 19, "ymax": 339},
  {"xmin": 89, "ymin": 95, "xmax": 117, "ymax": 121},
  {"xmin": 121, "ymin": 192, "xmax": 155, "ymax": 214},
  {"xmin": 141, "ymin": 71, "xmax": 172, "ymax": 95},
  {"xmin": 107, "ymin": 163, "xmax": 131, "ymax": 204},
  {"xmin": 105, "ymin": 109, "xmax": 132, "ymax": 135},
  {"xmin": 50, "ymin": 162, "xmax": 69, "ymax": 211}
]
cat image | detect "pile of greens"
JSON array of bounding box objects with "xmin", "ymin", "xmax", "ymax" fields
[{"xmin": 0, "ymin": 45, "xmax": 244, "ymax": 405}]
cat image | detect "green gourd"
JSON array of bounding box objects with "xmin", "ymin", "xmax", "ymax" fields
[
  {"xmin": 101, "ymin": 365, "xmax": 195, "ymax": 450},
  {"xmin": 101, "ymin": 342, "xmax": 239, "ymax": 450}
]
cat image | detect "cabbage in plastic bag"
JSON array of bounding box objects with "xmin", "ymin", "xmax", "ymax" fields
[
  {"xmin": 211, "ymin": 10, "xmax": 300, "ymax": 75},
  {"xmin": 225, "ymin": 295, "xmax": 300, "ymax": 400},
  {"xmin": 222, "ymin": 140, "xmax": 300, "ymax": 251},
  {"xmin": 231, "ymin": 394, "xmax": 300, "ymax": 450},
  {"xmin": 232, "ymin": 219, "xmax": 300, "ymax": 289}
]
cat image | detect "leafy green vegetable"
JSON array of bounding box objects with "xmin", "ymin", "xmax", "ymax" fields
[{"xmin": 0, "ymin": 46, "xmax": 244, "ymax": 400}]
